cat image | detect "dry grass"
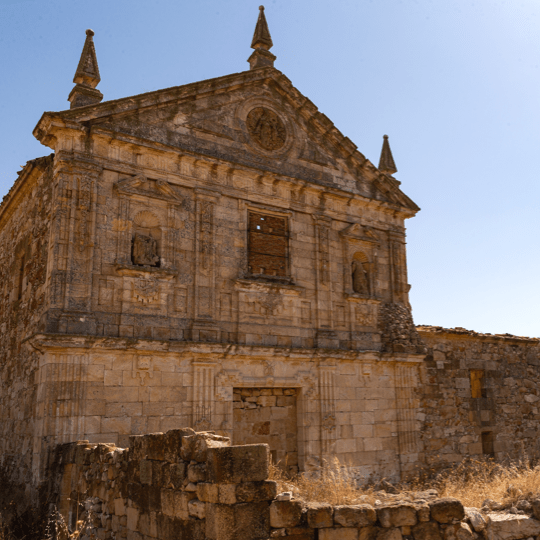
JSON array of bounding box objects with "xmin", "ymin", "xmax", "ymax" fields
[
  {"xmin": 269, "ymin": 457, "xmax": 377, "ymax": 505},
  {"xmin": 424, "ymin": 457, "xmax": 540, "ymax": 509},
  {"xmin": 270, "ymin": 455, "xmax": 540, "ymax": 509}
]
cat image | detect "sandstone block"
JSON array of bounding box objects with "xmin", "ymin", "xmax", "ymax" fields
[
  {"xmin": 206, "ymin": 502, "xmax": 270, "ymax": 540},
  {"xmin": 377, "ymin": 503, "xmax": 417, "ymax": 528},
  {"xmin": 464, "ymin": 508, "xmax": 487, "ymax": 532},
  {"xmin": 181, "ymin": 432, "xmax": 230, "ymax": 462},
  {"xmin": 207, "ymin": 444, "xmax": 269, "ymax": 483},
  {"xmin": 234, "ymin": 481, "xmax": 278, "ymax": 503},
  {"xmin": 429, "ymin": 498, "xmax": 465, "ymax": 524},
  {"xmin": 484, "ymin": 513, "xmax": 540, "ymax": 540},
  {"xmin": 162, "ymin": 427, "xmax": 196, "ymax": 461},
  {"xmin": 126, "ymin": 507, "xmax": 139, "ymax": 531},
  {"xmin": 412, "ymin": 521, "xmax": 442, "ymax": 540},
  {"xmin": 285, "ymin": 527, "xmax": 315, "ymax": 539},
  {"xmin": 334, "ymin": 505, "xmax": 377, "ymax": 527},
  {"xmin": 270, "ymin": 500, "xmax": 303, "ymax": 528},
  {"xmin": 319, "ymin": 528, "xmax": 358, "ymax": 540},
  {"xmin": 197, "ymin": 482, "xmax": 219, "ymax": 503},
  {"xmin": 414, "ymin": 502, "xmax": 431, "ymax": 522},
  {"xmin": 188, "ymin": 498, "xmax": 206, "ymax": 519},
  {"xmin": 358, "ymin": 526, "xmax": 382, "ymax": 540},
  {"xmin": 376, "ymin": 528, "xmax": 402, "ymax": 540},
  {"xmin": 306, "ymin": 503, "xmax": 333, "ymax": 528},
  {"xmin": 188, "ymin": 462, "xmax": 207, "ymax": 483}
]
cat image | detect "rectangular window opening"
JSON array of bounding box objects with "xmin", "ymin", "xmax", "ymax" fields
[
  {"xmin": 481, "ymin": 431, "xmax": 494, "ymax": 456},
  {"xmin": 248, "ymin": 211, "xmax": 288, "ymax": 278},
  {"xmin": 470, "ymin": 369, "xmax": 486, "ymax": 399}
]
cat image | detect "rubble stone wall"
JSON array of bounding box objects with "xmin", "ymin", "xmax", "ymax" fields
[
  {"xmin": 0, "ymin": 155, "xmax": 54, "ymax": 497},
  {"xmin": 47, "ymin": 428, "xmax": 540, "ymax": 540},
  {"xmin": 418, "ymin": 326, "xmax": 540, "ymax": 468}
]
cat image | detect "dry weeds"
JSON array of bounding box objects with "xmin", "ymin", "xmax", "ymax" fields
[{"xmin": 270, "ymin": 456, "xmax": 540, "ymax": 509}]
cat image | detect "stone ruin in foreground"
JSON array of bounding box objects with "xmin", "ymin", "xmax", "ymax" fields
[
  {"xmin": 1, "ymin": 6, "xmax": 540, "ymax": 528},
  {"xmin": 44, "ymin": 429, "xmax": 540, "ymax": 540}
]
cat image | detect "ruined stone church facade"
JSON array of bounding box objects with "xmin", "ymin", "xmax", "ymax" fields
[{"xmin": 2, "ymin": 8, "xmax": 539, "ymax": 496}]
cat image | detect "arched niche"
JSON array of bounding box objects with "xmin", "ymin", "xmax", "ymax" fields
[{"xmin": 351, "ymin": 251, "xmax": 373, "ymax": 297}]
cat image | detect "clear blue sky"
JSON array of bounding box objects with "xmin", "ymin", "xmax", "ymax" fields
[{"xmin": 1, "ymin": 0, "xmax": 539, "ymax": 337}]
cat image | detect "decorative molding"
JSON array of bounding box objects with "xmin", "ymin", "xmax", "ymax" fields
[
  {"xmin": 193, "ymin": 361, "xmax": 216, "ymax": 431},
  {"xmin": 114, "ymin": 174, "xmax": 183, "ymax": 204}
]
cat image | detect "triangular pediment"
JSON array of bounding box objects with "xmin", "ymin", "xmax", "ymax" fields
[{"xmin": 35, "ymin": 67, "xmax": 419, "ymax": 213}]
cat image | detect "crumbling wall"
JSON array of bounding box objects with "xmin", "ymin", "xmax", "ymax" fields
[
  {"xmin": 47, "ymin": 428, "xmax": 540, "ymax": 540},
  {"xmin": 0, "ymin": 155, "xmax": 54, "ymax": 504},
  {"xmin": 418, "ymin": 326, "xmax": 540, "ymax": 468}
]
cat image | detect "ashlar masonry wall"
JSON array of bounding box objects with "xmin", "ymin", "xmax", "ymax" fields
[{"xmin": 418, "ymin": 326, "xmax": 540, "ymax": 467}]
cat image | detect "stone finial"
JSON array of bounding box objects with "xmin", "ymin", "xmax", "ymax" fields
[
  {"xmin": 248, "ymin": 6, "xmax": 276, "ymax": 70},
  {"xmin": 68, "ymin": 29, "xmax": 104, "ymax": 109},
  {"xmin": 378, "ymin": 135, "xmax": 397, "ymax": 175}
]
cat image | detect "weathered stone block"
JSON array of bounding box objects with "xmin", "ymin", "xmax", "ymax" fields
[
  {"xmin": 376, "ymin": 528, "xmax": 402, "ymax": 540},
  {"xmin": 162, "ymin": 428, "xmax": 196, "ymax": 462},
  {"xmin": 484, "ymin": 513, "xmax": 540, "ymax": 540},
  {"xmin": 197, "ymin": 482, "xmax": 219, "ymax": 503},
  {"xmin": 181, "ymin": 433, "xmax": 230, "ymax": 462},
  {"xmin": 207, "ymin": 444, "xmax": 269, "ymax": 483},
  {"xmin": 377, "ymin": 503, "xmax": 417, "ymax": 528},
  {"xmin": 334, "ymin": 505, "xmax": 377, "ymax": 527},
  {"xmin": 429, "ymin": 498, "xmax": 465, "ymax": 524},
  {"xmin": 206, "ymin": 502, "xmax": 270, "ymax": 540},
  {"xmin": 412, "ymin": 521, "xmax": 442, "ymax": 540},
  {"xmin": 188, "ymin": 498, "xmax": 206, "ymax": 519},
  {"xmin": 235, "ymin": 481, "xmax": 278, "ymax": 503},
  {"xmin": 270, "ymin": 500, "xmax": 303, "ymax": 528},
  {"xmin": 319, "ymin": 528, "xmax": 358, "ymax": 540},
  {"xmin": 306, "ymin": 503, "xmax": 333, "ymax": 528},
  {"xmin": 188, "ymin": 462, "xmax": 207, "ymax": 483}
]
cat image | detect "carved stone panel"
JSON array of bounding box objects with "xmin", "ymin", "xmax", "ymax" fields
[
  {"xmin": 132, "ymin": 233, "xmax": 159, "ymax": 267},
  {"xmin": 247, "ymin": 107, "xmax": 287, "ymax": 151}
]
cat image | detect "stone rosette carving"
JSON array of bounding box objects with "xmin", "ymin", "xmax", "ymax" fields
[
  {"xmin": 247, "ymin": 107, "xmax": 286, "ymax": 151},
  {"xmin": 322, "ymin": 414, "xmax": 337, "ymax": 431},
  {"xmin": 133, "ymin": 276, "xmax": 159, "ymax": 304}
]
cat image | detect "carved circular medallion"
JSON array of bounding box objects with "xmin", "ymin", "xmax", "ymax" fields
[{"xmin": 246, "ymin": 107, "xmax": 287, "ymax": 151}]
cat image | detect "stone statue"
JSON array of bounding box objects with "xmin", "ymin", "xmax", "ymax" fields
[
  {"xmin": 132, "ymin": 233, "xmax": 159, "ymax": 267},
  {"xmin": 352, "ymin": 259, "xmax": 370, "ymax": 295}
]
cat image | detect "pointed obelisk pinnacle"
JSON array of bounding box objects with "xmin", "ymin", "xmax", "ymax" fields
[
  {"xmin": 68, "ymin": 29, "xmax": 104, "ymax": 109},
  {"xmin": 248, "ymin": 6, "xmax": 277, "ymax": 70},
  {"xmin": 378, "ymin": 135, "xmax": 398, "ymax": 175}
]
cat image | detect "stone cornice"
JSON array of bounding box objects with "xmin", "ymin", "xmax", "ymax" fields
[{"xmin": 25, "ymin": 332, "xmax": 426, "ymax": 363}]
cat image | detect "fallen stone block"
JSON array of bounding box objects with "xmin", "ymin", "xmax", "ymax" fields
[
  {"xmin": 334, "ymin": 504, "xmax": 377, "ymax": 527},
  {"xmin": 430, "ymin": 498, "xmax": 465, "ymax": 524},
  {"xmin": 464, "ymin": 507, "xmax": 488, "ymax": 533},
  {"xmin": 270, "ymin": 500, "xmax": 304, "ymax": 528},
  {"xmin": 207, "ymin": 444, "xmax": 269, "ymax": 483},
  {"xmin": 306, "ymin": 503, "xmax": 333, "ymax": 528},
  {"xmin": 484, "ymin": 513, "xmax": 540, "ymax": 540}
]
